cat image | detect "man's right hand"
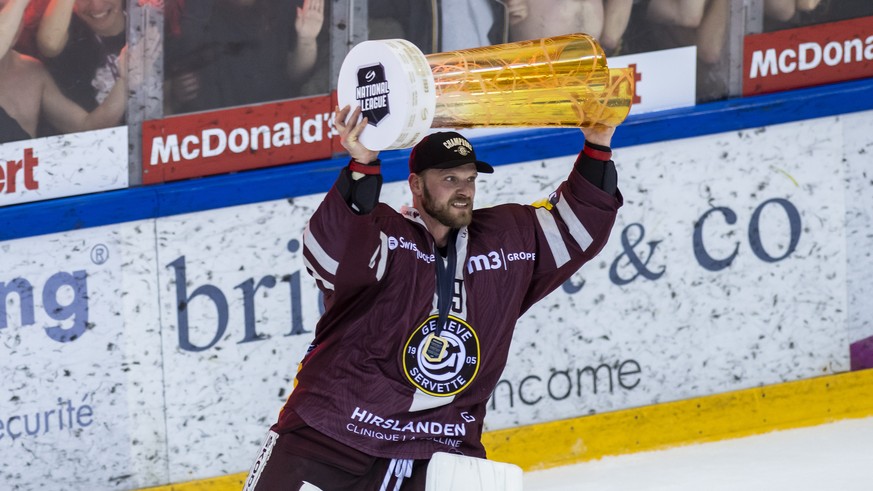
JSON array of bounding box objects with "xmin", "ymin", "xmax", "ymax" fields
[{"xmin": 335, "ymin": 105, "xmax": 379, "ymax": 163}]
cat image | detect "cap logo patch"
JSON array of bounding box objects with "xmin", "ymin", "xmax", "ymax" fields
[{"xmin": 442, "ymin": 137, "xmax": 473, "ymax": 156}]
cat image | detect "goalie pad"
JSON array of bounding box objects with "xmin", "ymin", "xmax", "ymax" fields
[{"xmin": 425, "ymin": 452, "xmax": 523, "ymax": 491}]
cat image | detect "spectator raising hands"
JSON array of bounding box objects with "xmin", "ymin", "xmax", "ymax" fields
[
  {"xmin": 36, "ymin": 0, "xmax": 127, "ymax": 112},
  {"xmin": 288, "ymin": 0, "xmax": 323, "ymax": 83},
  {"xmin": 0, "ymin": 0, "xmax": 126, "ymax": 144},
  {"xmin": 164, "ymin": 0, "xmax": 326, "ymax": 115},
  {"xmin": 765, "ymin": 0, "xmax": 823, "ymax": 23},
  {"xmin": 0, "ymin": 0, "xmax": 29, "ymax": 59},
  {"xmin": 646, "ymin": 0, "xmax": 728, "ymax": 64},
  {"xmin": 505, "ymin": 0, "xmax": 529, "ymax": 26},
  {"xmin": 646, "ymin": 0, "xmax": 709, "ymax": 28},
  {"xmin": 510, "ymin": 0, "xmax": 633, "ymax": 55}
]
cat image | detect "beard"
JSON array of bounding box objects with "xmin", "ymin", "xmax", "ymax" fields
[{"xmin": 422, "ymin": 185, "xmax": 473, "ymax": 229}]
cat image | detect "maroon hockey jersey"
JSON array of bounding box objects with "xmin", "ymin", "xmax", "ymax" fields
[{"xmin": 276, "ymin": 159, "xmax": 622, "ymax": 460}]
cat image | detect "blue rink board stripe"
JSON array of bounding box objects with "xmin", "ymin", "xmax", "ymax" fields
[{"xmin": 1, "ymin": 78, "xmax": 872, "ymax": 242}]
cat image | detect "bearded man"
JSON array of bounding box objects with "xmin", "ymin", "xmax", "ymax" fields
[{"xmin": 244, "ymin": 104, "xmax": 623, "ymax": 491}]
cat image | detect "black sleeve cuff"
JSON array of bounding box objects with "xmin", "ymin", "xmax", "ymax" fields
[
  {"xmin": 336, "ymin": 167, "xmax": 383, "ymax": 214},
  {"xmin": 574, "ymin": 141, "xmax": 617, "ymax": 195}
]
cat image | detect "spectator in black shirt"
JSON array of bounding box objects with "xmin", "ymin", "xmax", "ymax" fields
[
  {"xmin": 1, "ymin": 0, "xmax": 126, "ymax": 144},
  {"xmin": 36, "ymin": 0, "xmax": 126, "ymax": 112}
]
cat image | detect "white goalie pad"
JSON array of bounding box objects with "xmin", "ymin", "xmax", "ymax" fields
[{"xmin": 425, "ymin": 452, "xmax": 523, "ymax": 491}]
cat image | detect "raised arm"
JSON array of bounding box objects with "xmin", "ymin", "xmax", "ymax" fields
[
  {"xmin": 302, "ymin": 105, "xmax": 385, "ymax": 295},
  {"xmin": 519, "ymin": 124, "xmax": 622, "ymax": 310},
  {"xmin": 765, "ymin": 0, "xmax": 822, "ymax": 22},
  {"xmin": 286, "ymin": 0, "xmax": 324, "ymax": 82},
  {"xmin": 796, "ymin": 0, "xmax": 821, "ymax": 12},
  {"xmin": 40, "ymin": 45, "xmax": 126, "ymax": 132},
  {"xmin": 332, "ymin": 105, "xmax": 382, "ymax": 214},
  {"xmin": 505, "ymin": 0, "xmax": 529, "ymax": 26},
  {"xmin": 647, "ymin": 0, "xmax": 708, "ymax": 28},
  {"xmin": 0, "ymin": 0, "xmax": 29, "ymax": 59},
  {"xmin": 695, "ymin": 0, "xmax": 728, "ymax": 64},
  {"xmin": 36, "ymin": 0, "xmax": 74, "ymax": 58},
  {"xmin": 575, "ymin": 124, "xmax": 619, "ymax": 204},
  {"xmin": 601, "ymin": 0, "xmax": 633, "ymax": 53}
]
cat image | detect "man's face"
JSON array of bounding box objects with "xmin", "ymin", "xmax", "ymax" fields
[
  {"xmin": 418, "ymin": 163, "xmax": 478, "ymax": 229},
  {"xmin": 74, "ymin": 0, "xmax": 125, "ymax": 37}
]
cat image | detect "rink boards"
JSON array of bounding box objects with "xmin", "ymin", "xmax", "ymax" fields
[{"xmin": 1, "ymin": 80, "xmax": 873, "ymax": 489}]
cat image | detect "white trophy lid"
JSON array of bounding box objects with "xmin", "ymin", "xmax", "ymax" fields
[{"xmin": 337, "ymin": 39, "xmax": 436, "ymax": 150}]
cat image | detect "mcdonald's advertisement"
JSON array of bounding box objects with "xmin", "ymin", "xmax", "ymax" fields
[
  {"xmin": 743, "ymin": 15, "xmax": 873, "ymax": 96},
  {"xmin": 141, "ymin": 94, "xmax": 338, "ymax": 184}
]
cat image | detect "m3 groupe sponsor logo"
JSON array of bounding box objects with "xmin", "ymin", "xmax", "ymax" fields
[{"xmin": 466, "ymin": 249, "xmax": 536, "ymax": 274}]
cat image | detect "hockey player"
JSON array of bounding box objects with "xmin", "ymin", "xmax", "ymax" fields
[{"xmin": 245, "ymin": 105, "xmax": 623, "ymax": 490}]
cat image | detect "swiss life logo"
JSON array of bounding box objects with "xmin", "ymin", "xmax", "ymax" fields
[{"xmin": 356, "ymin": 63, "xmax": 391, "ymax": 125}]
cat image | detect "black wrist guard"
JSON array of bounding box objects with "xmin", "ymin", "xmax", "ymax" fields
[
  {"xmin": 336, "ymin": 167, "xmax": 383, "ymax": 214},
  {"xmin": 575, "ymin": 142, "xmax": 617, "ymax": 195}
]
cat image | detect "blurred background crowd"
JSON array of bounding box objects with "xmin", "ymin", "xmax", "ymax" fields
[{"xmin": 2, "ymin": 0, "xmax": 872, "ymax": 144}]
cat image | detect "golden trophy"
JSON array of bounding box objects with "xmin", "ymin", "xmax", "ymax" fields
[{"xmin": 337, "ymin": 33, "xmax": 634, "ymax": 151}]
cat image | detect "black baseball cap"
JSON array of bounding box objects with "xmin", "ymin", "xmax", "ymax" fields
[{"xmin": 408, "ymin": 131, "xmax": 494, "ymax": 174}]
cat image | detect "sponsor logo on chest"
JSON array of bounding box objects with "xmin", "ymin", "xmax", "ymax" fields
[
  {"xmin": 385, "ymin": 237, "xmax": 536, "ymax": 272},
  {"xmin": 387, "ymin": 236, "xmax": 435, "ymax": 264},
  {"xmin": 466, "ymin": 249, "xmax": 536, "ymax": 274}
]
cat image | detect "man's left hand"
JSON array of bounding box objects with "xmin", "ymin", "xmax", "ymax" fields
[{"xmin": 582, "ymin": 124, "xmax": 616, "ymax": 147}]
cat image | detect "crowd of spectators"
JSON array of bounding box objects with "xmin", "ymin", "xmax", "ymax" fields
[
  {"xmin": 2, "ymin": 0, "xmax": 872, "ymax": 145},
  {"xmin": 367, "ymin": 0, "xmax": 729, "ymax": 100},
  {"xmin": 1, "ymin": 0, "xmax": 127, "ymax": 144},
  {"xmin": 368, "ymin": 0, "xmax": 873, "ymax": 103},
  {"xmin": 0, "ymin": 0, "xmax": 330, "ymax": 143}
]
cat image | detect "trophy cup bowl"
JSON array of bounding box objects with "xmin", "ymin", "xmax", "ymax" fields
[{"xmin": 337, "ymin": 33, "xmax": 635, "ymax": 151}]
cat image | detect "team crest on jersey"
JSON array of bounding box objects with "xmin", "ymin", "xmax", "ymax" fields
[{"xmin": 403, "ymin": 315, "xmax": 480, "ymax": 397}]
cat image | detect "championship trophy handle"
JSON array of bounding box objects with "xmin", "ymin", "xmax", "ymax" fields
[{"xmin": 337, "ymin": 33, "xmax": 635, "ymax": 151}]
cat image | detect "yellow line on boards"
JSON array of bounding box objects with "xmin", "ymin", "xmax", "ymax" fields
[
  {"xmin": 139, "ymin": 369, "xmax": 873, "ymax": 489},
  {"xmin": 138, "ymin": 473, "xmax": 247, "ymax": 491},
  {"xmin": 485, "ymin": 368, "xmax": 873, "ymax": 471}
]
